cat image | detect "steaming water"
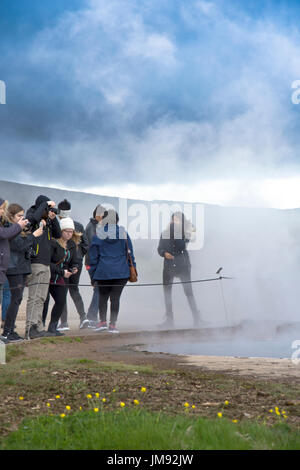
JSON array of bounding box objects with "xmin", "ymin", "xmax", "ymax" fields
[{"xmin": 146, "ymin": 336, "xmax": 298, "ymax": 359}]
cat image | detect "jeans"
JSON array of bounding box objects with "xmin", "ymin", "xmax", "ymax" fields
[
  {"xmin": 1, "ymin": 279, "xmax": 11, "ymax": 321},
  {"xmin": 97, "ymin": 279, "xmax": 127, "ymax": 325},
  {"xmin": 26, "ymin": 264, "xmax": 51, "ymax": 332},
  {"xmin": 3, "ymin": 275, "xmax": 27, "ymax": 335}
]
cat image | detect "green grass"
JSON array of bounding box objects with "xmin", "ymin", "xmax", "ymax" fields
[{"xmin": 1, "ymin": 409, "xmax": 299, "ymax": 450}]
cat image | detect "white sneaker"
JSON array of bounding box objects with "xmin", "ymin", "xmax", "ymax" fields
[
  {"xmin": 79, "ymin": 317, "xmax": 90, "ymax": 329},
  {"xmin": 108, "ymin": 325, "xmax": 119, "ymax": 334},
  {"xmin": 94, "ymin": 321, "xmax": 108, "ymax": 332},
  {"xmin": 57, "ymin": 323, "xmax": 70, "ymax": 331}
]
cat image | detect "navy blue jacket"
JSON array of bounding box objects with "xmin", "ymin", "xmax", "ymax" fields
[
  {"xmin": 89, "ymin": 224, "xmax": 136, "ymax": 281},
  {"xmin": 7, "ymin": 231, "xmax": 35, "ymax": 276}
]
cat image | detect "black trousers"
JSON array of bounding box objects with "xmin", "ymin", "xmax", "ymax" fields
[
  {"xmin": 3, "ymin": 274, "xmax": 27, "ymax": 335},
  {"xmin": 44, "ymin": 284, "xmax": 68, "ymax": 330},
  {"xmin": 60, "ymin": 264, "xmax": 85, "ymax": 322},
  {"xmin": 163, "ymin": 268, "xmax": 199, "ymax": 322},
  {"xmin": 97, "ymin": 279, "xmax": 128, "ymax": 325}
]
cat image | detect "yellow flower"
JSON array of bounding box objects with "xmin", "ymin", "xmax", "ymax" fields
[
  {"xmin": 66, "ymin": 405, "xmax": 71, "ymax": 410},
  {"xmin": 60, "ymin": 414, "xmax": 66, "ymax": 418},
  {"xmin": 275, "ymin": 407, "xmax": 280, "ymax": 416},
  {"xmin": 120, "ymin": 402, "xmax": 125, "ymax": 407},
  {"xmin": 112, "ymin": 389, "xmax": 116, "ymax": 393},
  {"xmin": 86, "ymin": 394, "xmax": 92, "ymax": 399},
  {"xmin": 224, "ymin": 400, "xmax": 229, "ymax": 406},
  {"xmin": 134, "ymin": 399, "xmax": 139, "ymax": 405},
  {"xmin": 94, "ymin": 408, "xmax": 99, "ymax": 413},
  {"xmin": 232, "ymin": 419, "xmax": 238, "ymax": 423},
  {"xmin": 140, "ymin": 387, "xmax": 146, "ymax": 393},
  {"xmin": 184, "ymin": 402, "xmax": 189, "ymax": 408},
  {"xmin": 269, "ymin": 409, "xmax": 273, "ymax": 413},
  {"xmin": 282, "ymin": 410, "xmax": 286, "ymax": 415},
  {"xmin": 192, "ymin": 405, "xmax": 196, "ymax": 409},
  {"xmin": 95, "ymin": 393, "xmax": 100, "ymax": 398},
  {"xmin": 46, "ymin": 403, "xmax": 51, "ymax": 407},
  {"xmin": 102, "ymin": 398, "xmax": 106, "ymax": 403},
  {"xmin": 217, "ymin": 412, "xmax": 223, "ymax": 418},
  {"xmin": 55, "ymin": 395, "xmax": 61, "ymax": 399},
  {"xmin": 19, "ymin": 396, "xmax": 24, "ymax": 401},
  {"xmin": 79, "ymin": 406, "xmax": 82, "ymax": 410},
  {"xmin": 283, "ymin": 415, "xmax": 288, "ymax": 419}
]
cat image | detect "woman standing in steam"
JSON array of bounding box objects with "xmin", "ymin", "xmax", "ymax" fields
[{"xmin": 158, "ymin": 212, "xmax": 203, "ymax": 329}]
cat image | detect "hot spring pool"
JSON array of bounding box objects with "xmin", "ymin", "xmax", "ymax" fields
[{"xmin": 145, "ymin": 336, "xmax": 298, "ymax": 359}]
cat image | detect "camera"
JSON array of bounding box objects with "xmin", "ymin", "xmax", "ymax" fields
[
  {"xmin": 68, "ymin": 264, "xmax": 79, "ymax": 274},
  {"xmin": 47, "ymin": 206, "xmax": 59, "ymax": 215},
  {"xmin": 25, "ymin": 246, "xmax": 38, "ymax": 260}
]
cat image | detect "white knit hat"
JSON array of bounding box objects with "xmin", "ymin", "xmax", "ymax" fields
[{"xmin": 60, "ymin": 217, "xmax": 75, "ymax": 231}]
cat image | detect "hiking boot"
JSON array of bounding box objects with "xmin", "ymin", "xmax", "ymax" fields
[
  {"xmin": 79, "ymin": 316, "xmax": 90, "ymax": 329},
  {"xmin": 48, "ymin": 322, "xmax": 65, "ymax": 336},
  {"xmin": 54, "ymin": 330, "xmax": 65, "ymax": 336},
  {"xmin": 28, "ymin": 325, "xmax": 46, "ymax": 339},
  {"xmin": 94, "ymin": 321, "xmax": 108, "ymax": 332},
  {"xmin": 57, "ymin": 323, "xmax": 70, "ymax": 331},
  {"xmin": 108, "ymin": 324, "xmax": 119, "ymax": 334}
]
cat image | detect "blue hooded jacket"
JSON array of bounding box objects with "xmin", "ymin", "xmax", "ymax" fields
[{"xmin": 89, "ymin": 224, "xmax": 136, "ymax": 281}]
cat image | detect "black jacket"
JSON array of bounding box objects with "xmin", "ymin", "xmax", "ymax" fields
[
  {"xmin": 49, "ymin": 239, "xmax": 79, "ymax": 283},
  {"xmin": 7, "ymin": 231, "xmax": 35, "ymax": 276},
  {"xmin": 74, "ymin": 220, "xmax": 89, "ymax": 263},
  {"xmin": 26, "ymin": 203, "xmax": 62, "ymax": 266},
  {"xmin": 158, "ymin": 225, "xmax": 191, "ymax": 274},
  {"xmin": 84, "ymin": 218, "xmax": 98, "ymax": 266},
  {"xmin": 0, "ymin": 220, "xmax": 22, "ymax": 283}
]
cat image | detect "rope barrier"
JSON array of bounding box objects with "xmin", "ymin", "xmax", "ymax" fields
[{"xmin": 1, "ymin": 275, "xmax": 234, "ymax": 291}]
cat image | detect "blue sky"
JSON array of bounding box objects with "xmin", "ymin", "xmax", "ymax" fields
[{"xmin": 1, "ymin": 0, "xmax": 300, "ymax": 207}]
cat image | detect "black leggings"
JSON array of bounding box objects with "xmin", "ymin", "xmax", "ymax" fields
[
  {"xmin": 3, "ymin": 274, "xmax": 27, "ymax": 335},
  {"xmin": 60, "ymin": 264, "xmax": 85, "ymax": 322},
  {"xmin": 163, "ymin": 268, "xmax": 199, "ymax": 321},
  {"xmin": 44, "ymin": 284, "xmax": 68, "ymax": 330},
  {"xmin": 97, "ymin": 278, "xmax": 128, "ymax": 325}
]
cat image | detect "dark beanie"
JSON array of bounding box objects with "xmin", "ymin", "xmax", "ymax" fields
[
  {"xmin": 58, "ymin": 199, "xmax": 71, "ymax": 211},
  {"xmin": 35, "ymin": 195, "xmax": 50, "ymax": 207},
  {"xmin": 0, "ymin": 198, "xmax": 5, "ymax": 206}
]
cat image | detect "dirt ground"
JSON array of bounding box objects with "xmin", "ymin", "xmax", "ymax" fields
[{"xmin": 1, "ymin": 325, "xmax": 300, "ymax": 438}]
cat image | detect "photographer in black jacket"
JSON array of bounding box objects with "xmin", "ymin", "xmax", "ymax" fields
[
  {"xmin": 25, "ymin": 195, "xmax": 61, "ymax": 339},
  {"xmin": 56, "ymin": 199, "xmax": 89, "ymax": 330},
  {"xmin": 43, "ymin": 217, "xmax": 79, "ymax": 336},
  {"xmin": 1, "ymin": 203, "xmax": 43, "ymax": 342}
]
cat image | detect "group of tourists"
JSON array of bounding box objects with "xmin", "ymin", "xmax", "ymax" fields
[{"xmin": 0, "ymin": 193, "xmax": 203, "ymax": 344}]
